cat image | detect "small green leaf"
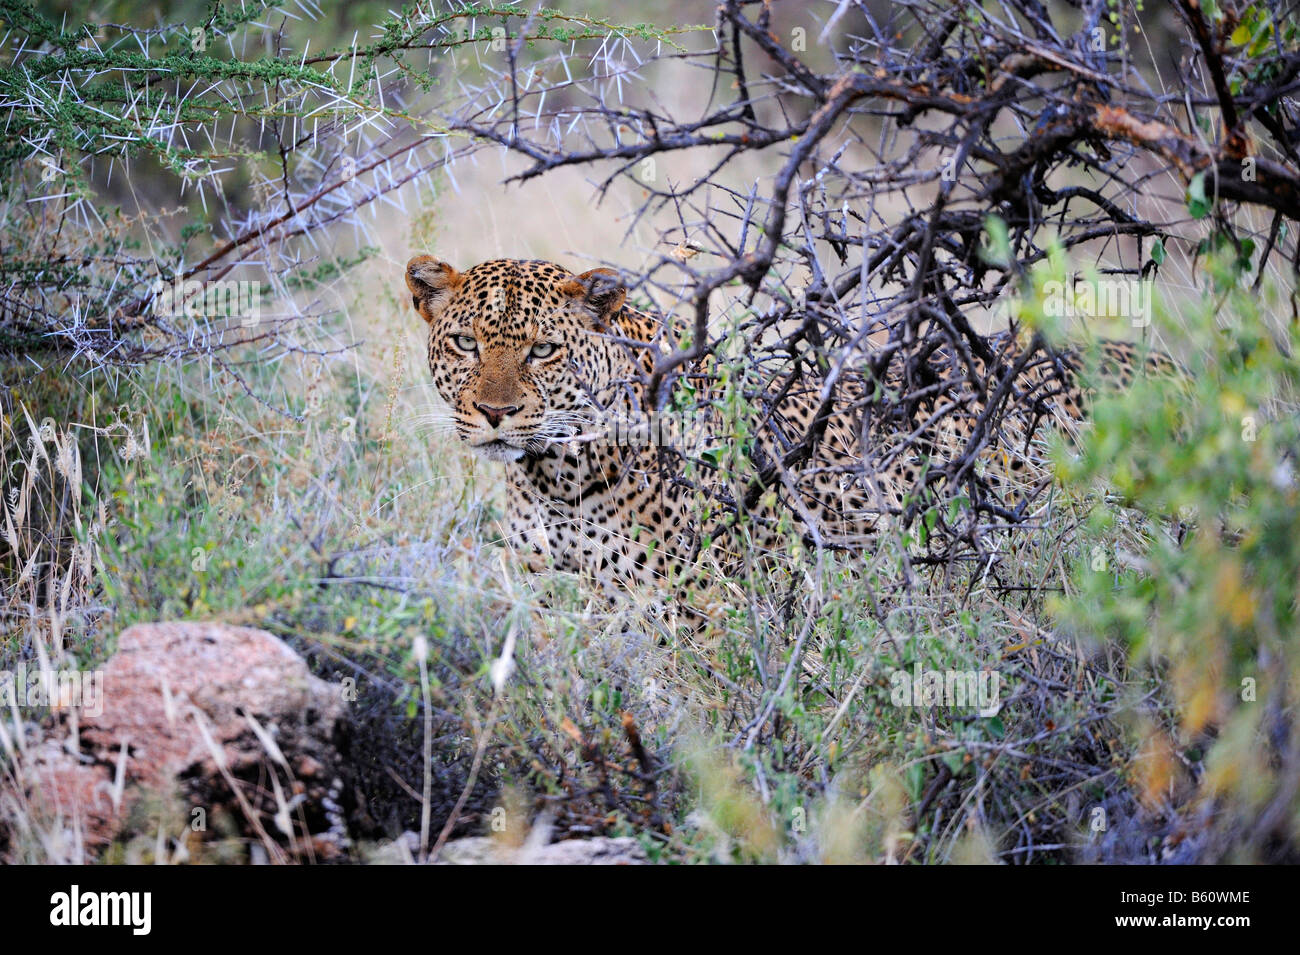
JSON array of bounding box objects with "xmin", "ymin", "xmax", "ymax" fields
[
  {"xmin": 982, "ymin": 215, "xmax": 1012, "ymax": 267},
  {"xmin": 1187, "ymin": 173, "xmax": 1212, "ymax": 219},
  {"xmin": 905, "ymin": 762, "xmax": 925, "ymax": 800}
]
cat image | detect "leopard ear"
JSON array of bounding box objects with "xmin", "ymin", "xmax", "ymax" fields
[
  {"xmin": 563, "ymin": 267, "xmax": 626, "ymax": 329},
  {"xmin": 406, "ymin": 256, "xmax": 462, "ymax": 323}
]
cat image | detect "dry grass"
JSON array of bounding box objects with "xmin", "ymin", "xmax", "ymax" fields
[{"xmin": 0, "ymin": 222, "xmax": 1158, "ymax": 862}]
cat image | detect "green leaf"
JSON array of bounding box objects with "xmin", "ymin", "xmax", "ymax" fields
[
  {"xmin": 905, "ymin": 762, "xmax": 925, "ymax": 801},
  {"xmin": 982, "ymin": 215, "xmax": 1012, "ymax": 267},
  {"xmin": 942, "ymin": 749, "xmax": 967, "ymax": 774},
  {"xmin": 1150, "ymin": 238, "xmax": 1166, "ymax": 265},
  {"xmin": 1187, "ymin": 173, "xmax": 1212, "ymax": 219}
]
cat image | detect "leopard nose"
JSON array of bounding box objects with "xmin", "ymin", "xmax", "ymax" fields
[{"xmin": 474, "ymin": 402, "xmax": 521, "ymax": 428}]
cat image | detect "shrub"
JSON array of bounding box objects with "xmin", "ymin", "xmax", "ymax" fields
[{"xmin": 1056, "ymin": 263, "xmax": 1300, "ymax": 862}]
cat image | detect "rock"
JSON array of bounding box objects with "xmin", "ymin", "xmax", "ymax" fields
[
  {"xmin": 434, "ymin": 835, "xmax": 647, "ymax": 865},
  {"xmin": 523, "ymin": 836, "xmax": 648, "ymax": 865},
  {"xmin": 15, "ymin": 622, "xmax": 347, "ymax": 862}
]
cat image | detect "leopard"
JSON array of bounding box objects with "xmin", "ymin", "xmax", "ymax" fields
[{"xmin": 405, "ymin": 254, "xmax": 1172, "ymax": 593}]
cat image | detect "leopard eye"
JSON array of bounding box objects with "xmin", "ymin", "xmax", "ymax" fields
[
  {"xmin": 529, "ymin": 342, "xmax": 558, "ymax": 360},
  {"xmin": 450, "ymin": 334, "xmax": 478, "ymax": 353}
]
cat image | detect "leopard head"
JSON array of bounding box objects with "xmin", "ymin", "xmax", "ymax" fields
[{"xmin": 406, "ymin": 256, "xmax": 638, "ymax": 461}]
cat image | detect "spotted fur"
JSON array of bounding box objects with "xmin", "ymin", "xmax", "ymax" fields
[{"xmin": 406, "ymin": 256, "xmax": 1169, "ymax": 589}]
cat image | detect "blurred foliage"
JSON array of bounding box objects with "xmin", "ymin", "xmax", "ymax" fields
[{"xmin": 1055, "ymin": 258, "xmax": 1300, "ymax": 861}]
